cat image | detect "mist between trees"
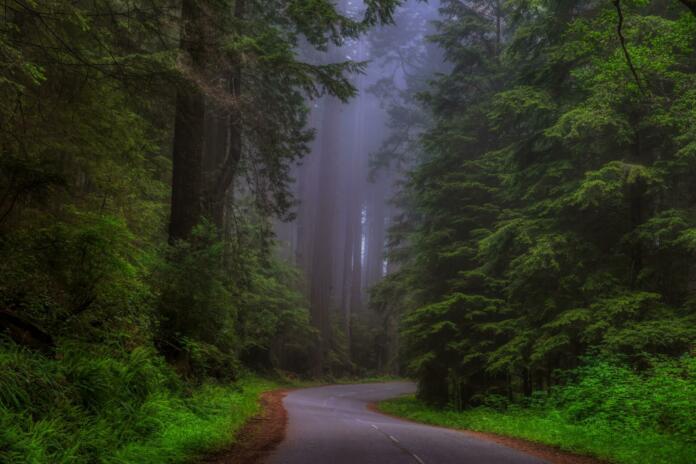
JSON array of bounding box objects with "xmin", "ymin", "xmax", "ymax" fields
[{"xmin": 1, "ymin": 0, "xmax": 696, "ymax": 461}]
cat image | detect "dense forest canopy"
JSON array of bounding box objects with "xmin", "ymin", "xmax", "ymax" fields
[
  {"xmin": 372, "ymin": 0, "xmax": 696, "ymax": 406},
  {"xmin": 1, "ymin": 0, "xmax": 696, "ymax": 461},
  {"xmin": 0, "ymin": 0, "xmax": 401, "ymax": 375}
]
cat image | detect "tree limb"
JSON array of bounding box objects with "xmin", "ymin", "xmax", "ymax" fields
[{"xmin": 613, "ymin": 0, "xmax": 645, "ymax": 94}]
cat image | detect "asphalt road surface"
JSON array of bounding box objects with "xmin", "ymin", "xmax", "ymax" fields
[{"xmin": 265, "ymin": 382, "xmax": 548, "ymax": 464}]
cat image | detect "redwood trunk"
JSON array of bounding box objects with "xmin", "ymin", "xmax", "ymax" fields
[{"xmin": 169, "ymin": 0, "xmax": 206, "ymax": 242}]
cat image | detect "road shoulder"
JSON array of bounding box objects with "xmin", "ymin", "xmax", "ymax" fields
[
  {"xmin": 369, "ymin": 402, "xmax": 608, "ymax": 464},
  {"xmin": 201, "ymin": 389, "xmax": 289, "ymax": 464}
]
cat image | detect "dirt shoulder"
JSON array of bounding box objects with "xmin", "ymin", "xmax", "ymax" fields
[
  {"xmin": 201, "ymin": 389, "xmax": 289, "ymax": 464},
  {"xmin": 368, "ymin": 403, "xmax": 608, "ymax": 464}
]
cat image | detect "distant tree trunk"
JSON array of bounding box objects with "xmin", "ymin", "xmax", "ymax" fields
[
  {"xmin": 366, "ymin": 180, "xmax": 386, "ymax": 289},
  {"xmin": 350, "ymin": 218, "xmax": 363, "ymax": 313},
  {"xmin": 495, "ymin": 0, "xmax": 502, "ymax": 57},
  {"xmin": 309, "ymin": 95, "xmax": 342, "ymax": 374},
  {"xmin": 295, "ymin": 103, "xmax": 324, "ymax": 294},
  {"xmin": 169, "ymin": 0, "xmax": 206, "ymax": 242},
  {"xmin": 340, "ymin": 201, "xmax": 356, "ymax": 334},
  {"xmin": 332, "ymin": 183, "xmax": 349, "ymax": 316},
  {"xmin": 341, "ymin": 91, "xmax": 367, "ymax": 341}
]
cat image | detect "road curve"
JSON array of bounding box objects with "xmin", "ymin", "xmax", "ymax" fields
[{"xmin": 264, "ymin": 382, "xmax": 548, "ymax": 464}]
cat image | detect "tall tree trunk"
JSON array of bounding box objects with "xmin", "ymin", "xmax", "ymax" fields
[
  {"xmin": 341, "ymin": 85, "xmax": 367, "ymax": 345},
  {"xmin": 169, "ymin": 0, "xmax": 206, "ymax": 242},
  {"xmin": 202, "ymin": 0, "xmax": 244, "ymax": 232},
  {"xmin": 309, "ymin": 95, "xmax": 342, "ymax": 374},
  {"xmin": 294, "ymin": 103, "xmax": 324, "ymax": 293}
]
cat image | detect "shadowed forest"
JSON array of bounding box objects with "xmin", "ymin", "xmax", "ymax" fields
[{"xmin": 1, "ymin": 0, "xmax": 696, "ymax": 463}]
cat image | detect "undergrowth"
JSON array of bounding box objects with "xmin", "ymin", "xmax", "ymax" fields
[
  {"xmin": 0, "ymin": 342, "xmax": 278, "ymax": 463},
  {"xmin": 379, "ymin": 357, "xmax": 696, "ymax": 464}
]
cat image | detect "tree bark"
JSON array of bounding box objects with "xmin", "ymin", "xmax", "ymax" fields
[
  {"xmin": 202, "ymin": 0, "xmax": 244, "ymax": 232},
  {"xmin": 169, "ymin": 0, "xmax": 207, "ymax": 242}
]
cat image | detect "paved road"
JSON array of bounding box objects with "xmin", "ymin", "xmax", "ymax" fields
[{"xmin": 265, "ymin": 382, "xmax": 547, "ymax": 464}]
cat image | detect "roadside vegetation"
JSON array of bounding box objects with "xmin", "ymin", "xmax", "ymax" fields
[
  {"xmin": 0, "ymin": 342, "xmax": 284, "ymax": 463},
  {"xmin": 3, "ymin": 0, "xmax": 696, "ymax": 462},
  {"xmin": 380, "ymin": 357, "xmax": 696, "ymax": 464},
  {"xmin": 370, "ymin": 1, "xmax": 696, "ymax": 457},
  {"xmin": 0, "ymin": 0, "xmax": 400, "ymax": 462}
]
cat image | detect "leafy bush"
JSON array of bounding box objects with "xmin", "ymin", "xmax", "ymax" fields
[
  {"xmin": 547, "ymin": 357, "xmax": 696, "ymax": 442},
  {"xmin": 155, "ymin": 221, "xmax": 317, "ymax": 379},
  {"xmin": 381, "ymin": 356, "xmax": 696, "ymax": 464}
]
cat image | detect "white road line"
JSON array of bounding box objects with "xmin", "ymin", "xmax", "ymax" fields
[{"xmin": 369, "ymin": 424, "xmax": 423, "ymax": 464}]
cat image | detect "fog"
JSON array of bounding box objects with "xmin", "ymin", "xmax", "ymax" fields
[{"xmin": 274, "ymin": 0, "xmax": 445, "ymax": 368}]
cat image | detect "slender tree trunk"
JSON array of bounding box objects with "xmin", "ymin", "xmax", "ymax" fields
[
  {"xmin": 366, "ymin": 180, "xmax": 386, "ymax": 288},
  {"xmin": 340, "ymin": 202, "xmax": 355, "ymax": 334},
  {"xmin": 350, "ymin": 216, "xmax": 363, "ymax": 314}
]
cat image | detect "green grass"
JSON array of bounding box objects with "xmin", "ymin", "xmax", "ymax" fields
[
  {"xmin": 0, "ymin": 343, "xmax": 282, "ymax": 464},
  {"xmin": 379, "ymin": 395, "xmax": 696, "ymax": 464},
  {"xmin": 109, "ymin": 377, "xmax": 278, "ymax": 463}
]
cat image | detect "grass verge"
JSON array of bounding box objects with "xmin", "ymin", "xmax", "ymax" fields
[
  {"xmin": 378, "ymin": 395, "xmax": 696, "ymax": 464},
  {"xmin": 0, "ymin": 342, "xmax": 282, "ymax": 464},
  {"xmin": 110, "ymin": 377, "xmax": 280, "ymax": 463}
]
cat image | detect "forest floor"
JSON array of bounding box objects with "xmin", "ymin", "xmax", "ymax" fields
[{"xmin": 378, "ymin": 396, "xmax": 696, "ymax": 464}]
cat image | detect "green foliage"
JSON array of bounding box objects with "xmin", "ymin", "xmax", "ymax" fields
[
  {"xmin": 1, "ymin": 0, "xmax": 370, "ymax": 458},
  {"xmin": 384, "ymin": 0, "xmax": 696, "ymax": 410},
  {"xmin": 157, "ymin": 224, "xmax": 238, "ymax": 367},
  {"xmin": 0, "ymin": 340, "xmax": 279, "ymax": 464},
  {"xmin": 379, "ymin": 357, "xmax": 696, "ymax": 464}
]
